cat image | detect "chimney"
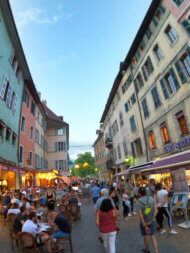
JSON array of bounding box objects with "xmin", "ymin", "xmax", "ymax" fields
[{"xmin": 42, "ymin": 100, "xmax": 47, "ymax": 106}]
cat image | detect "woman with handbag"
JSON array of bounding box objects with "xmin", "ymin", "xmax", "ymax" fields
[{"xmin": 96, "ymin": 198, "xmax": 120, "ymax": 253}]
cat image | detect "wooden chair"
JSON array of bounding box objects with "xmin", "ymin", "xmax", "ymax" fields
[
  {"xmin": 69, "ymin": 203, "xmax": 80, "ymax": 221},
  {"xmin": 19, "ymin": 232, "xmax": 44, "ymax": 253},
  {"xmin": 7, "ymin": 216, "xmax": 19, "ymax": 251},
  {"xmin": 57, "ymin": 219, "xmax": 73, "ymax": 253},
  {"xmin": 7, "ymin": 213, "xmax": 17, "ymax": 226}
]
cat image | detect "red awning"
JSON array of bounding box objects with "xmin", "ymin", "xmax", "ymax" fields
[
  {"xmin": 0, "ymin": 120, "xmax": 6, "ymax": 128},
  {"xmin": 7, "ymin": 127, "xmax": 12, "ymax": 134}
]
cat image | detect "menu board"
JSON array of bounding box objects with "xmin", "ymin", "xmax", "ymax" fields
[
  {"xmin": 82, "ymin": 188, "xmax": 90, "ymax": 199},
  {"xmin": 171, "ymin": 192, "xmax": 189, "ymax": 210},
  {"xmin": 170, "ymin": 169, "xmax": 189, "ymax": 192}
]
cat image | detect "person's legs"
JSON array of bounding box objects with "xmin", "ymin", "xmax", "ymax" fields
[
  {"xmin": 41, "ymin": 235, "xmax": 52, "ymax": 253},
  {"xmin": 108, "ymin": 231, "xmax": 116, "ymax": 253},
  {"xmin": 144, "ymin": 236, "xmax": 150, "ymax": 252},
  {"xmin": 101, "ymin": 233, "xmax": 109, "ymax": 252},
  {"xmin": 156, "ymin": 208, "xmax": 164, "ymax": 230},
  {"xmin": 150, "ymin": 235, "xmax": 159, "ymax": 253},
  {"xmin": 162, "ymin": 207, "xmax": 173, "ymax": 229},
  {"xmin": 129, "ymin": 197, "xmax": 134, "ymax": 212}
]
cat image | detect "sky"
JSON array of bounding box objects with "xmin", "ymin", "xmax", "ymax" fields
[{"xmin": 10, "ymin": 0, "xmax": 151, "ymax": 159}]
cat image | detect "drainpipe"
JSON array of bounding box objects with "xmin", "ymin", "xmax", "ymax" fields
[{"xmin": 129, "ymin": 67, "xmax": 149, "ymax": 163}]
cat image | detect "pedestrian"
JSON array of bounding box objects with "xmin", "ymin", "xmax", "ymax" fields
[
  {"xmin": 109, "ymin": 186, "xmax": 119, "ymax": 210},
  {"xmin": 96, "ymin": 198, "xmax": 120, "ymax": 253},
  {"xmin": 90, "ymin": 183, "xmax": 100, "ymax": 204},
  {"xmin": 155, "ymin": 183, "xmax": 177, "ymax": 235},
  {"xmin": 125, "ymin": 179, "xmax": 136, "ymax": 215},
  {"xmin": 95, "ymin": 188, "xmax": 115, "ymax": 212},
  {"xmin": 146, "ymin": 179, "xmax": 156, "ymax": 198},
  {"xmin": 136, "ymin": 187, "xmax": 159, "ymax": 253},
  {"xmin": 122, "ymin": 189, "xmax": 131, "ymax": 221}
]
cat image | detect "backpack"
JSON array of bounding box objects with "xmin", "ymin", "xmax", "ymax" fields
[{"xmin": 138, "ymin": 197, "xmax": 153, "ymax": 222}]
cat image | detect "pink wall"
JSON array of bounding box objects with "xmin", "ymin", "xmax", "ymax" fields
[{"xmin": 163, "ymin": 0, "xmax": 189, "ymax": 22}]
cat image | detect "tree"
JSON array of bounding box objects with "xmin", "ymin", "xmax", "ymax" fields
[{"xmin": 73, "ymin": 152, "xmax": 96, "ymax": 177}]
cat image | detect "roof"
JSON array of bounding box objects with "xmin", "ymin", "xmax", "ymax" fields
[
  {"xmin": 100, "ymin": 0, "xmax": 160, "ymax": 123},
  {"xmin": 92, "ymin": 132, "xmax": 104, "ymax": 147},
  {"xmin": 43, "ymin": 103, "xmax": 69, "ymax": 126}
]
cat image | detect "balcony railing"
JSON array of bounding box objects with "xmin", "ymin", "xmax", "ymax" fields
[{"xmin": 105, "ymin": 137, "xmax": 113, "ymax": 149}]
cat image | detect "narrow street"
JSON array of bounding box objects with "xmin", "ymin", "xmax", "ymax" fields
[{"xmin": 1, "ymin": 200, "xmax": 190, "ymax": 253}]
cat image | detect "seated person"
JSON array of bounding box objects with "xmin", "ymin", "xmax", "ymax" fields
[
  {"xmin": 36, "ymin": 202, "xmax": 44, "ymax": 213},
  {"xmin": 7, "ymin": 203, "xmax": 20, "ymax": 215},
  {"xmin": 4, "ymin": 203, "xmax": 11, "ymax": 218},
  {"xmin": 20, "ymin": 197, "xmax": 31, "ymax": 208},
  {"xmin": 3, "ymin": 191, "xmax": 11, "ymax": 207},
  {"xmin": 22, "ymin": 211, "xmax": 52, "ymax": 253},
  {"xmin": 69, "ymin": 191, "xmax": 79, "ymax": 205},
  {"xmin": 13, "ymin": 206, "xmax": 28, "ymax": 235},
  {"xmin": 11, "ymin": 194, "xmax": 20, "ymax": 206},
  {"xmin": 48, "ymin": 210, "xmax": 70, "ymax": 251}
]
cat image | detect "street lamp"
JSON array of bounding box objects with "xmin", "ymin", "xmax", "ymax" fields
[
  {"xmin": 83, "ymin": 162, "xmax": 89, "ymax": 177},
  {"xmin": 74, "ymin": 164, "xmax": 80, "ymax": 177}
]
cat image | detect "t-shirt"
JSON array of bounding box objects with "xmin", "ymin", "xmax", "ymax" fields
[
  {"xmin": 8, "ymin": 209, "xmax": 20, "ymax": 215},
  {"xmin": 13, "ymin": 213, "xmax": 26, "ymax": 233},
  {"xmin": 99, "ymin": 210, "xmax": 117, "ymax": 233},
  {"xmin": 3, "ymin": 195, "xmax": 11, "ymax": 206},
  {"xmin": 157, "ymin": 189, "xmax": 168, "ymax": 207},
  {"xmin": 125, "ymin": 184, "xmax": 134, "ymax": 198},
  {"xmin": 146, "ymin": 186, "xmax": 155, "ymax": 198},
  {"xmin": 122, "ymin": 193, "xmax": 128, "ymax": 202},
  {"xmin": 69, "ymin": 198, "xmax": 78, "ymax": 205},
  {"xmin": 22, "ymin": 220, "xmax": 40, "ymax": 237},
  {"xmin": 90, "ymin": 186, "xmax": 100, "ymax": 198},
  {"xmin": 20, "ymin": 202, "xmax": 31, "ymax": 208},
  {"xmin": 54, "ymin": 214, "xmax": 70, "ymax": 234},
  {"xmin": 95, "ymin": 196, "xmax": 115, "ymax": 210},
  {"xmin": 136, "ymin": 196, "xmax": 155, "ymax": 223}
]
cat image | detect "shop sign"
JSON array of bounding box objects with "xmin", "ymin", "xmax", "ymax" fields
[
  {"xmin": 9, "ymin": 167, "xmax": 19, "ymax": 172},
  {"xmin": 164, "ymin": 137, "xmax": 190, "ymax": 152},
  {"xmin": 1, "ymin": 164, "xmax": 8, "ymax": 171}
]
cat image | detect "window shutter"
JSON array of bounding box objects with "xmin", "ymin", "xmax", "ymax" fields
[
  {"xmin": 151, "ymin": 86, "xmax": 161, "ymax": 108},
  {"xmin": 122, "ymin": 85, "xmax": 125, "ymax": 94},
  {"xmin": 138, "ymin": 138, "xmax": 143, "ymax": 155},
  {"xmin": 186, "ymin": 46, "xmax": 190, "ymax": 57},
  {"xmin": 131, "ymin": 142, "xmax": 136, "ymax": 157},
  {"xmin": 125, "ymin": 102, "xmax": 129, "ymax": 112},
  {"xmin": 132, "ymin": 93, "xmax": 136, "ymax": 104},
  {"xmin": 142, "ymin": 66, "xmax": 148, "ymax": 81},
  {"xmin": 152, "ymin": 17, "xmax": 158, "ymax": 27},
  {"xmin": 134, "ymin": 79, "xmax": 139, "ymax": 93},
  {"xmin": 160, "ymin": 78, "xmax": 169, "ymax": 99},
  {"xmin": 55, "ymin": 142, "xmax": 58, "ymax": 151},
  {"xmin": 159, "ymin": 4, "xmax": 166, "ymax": 14},
  {"xmin": 174, "ymin": 60, "xmax": 187, "ymax": 84},
  {"xmin": 22, "ymin": 88, "xmax": 26, "ymax": 102},
  {"xmin": 5, "ymin": 85, "xmax": 12, "ymax": 107},
  {"xmin": 181, "ymin": 20, "xmax": 190, "ymax": 36},
  {"xmin": 9, "ymin": 49, "xmax": 15, "ymax": 65},
  {"xmin": 148, "ymin": 56, "xmax": 154, "ymax": 73},
  {"xmin": 12, "ymin": 94, "xmax": 17, "ymax": 115},
  {"xmin": 169, "ymin": 67, "xmax": 180, "ymax": 90},
  {"xmin": 0, "ymin": 74, "xmax": 8, "ymax": 99},
  {"xmin": 141, "ymin": 39, "xmax": 145, "ymax": 48},
  {"xmin": 142, "ymin": 99, "xmax": 149, "ymax": 118}
]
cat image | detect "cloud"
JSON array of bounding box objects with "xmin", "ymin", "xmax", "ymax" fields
[{"xmin": 14, "ymin": 6, "xmax": 73, "ymax": 29}]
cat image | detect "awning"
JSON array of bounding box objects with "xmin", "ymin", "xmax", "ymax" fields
[
  {"xmin": 0, "ymin": 163, "xmax": 25, "ymax": 174},
  {"xmin": 114, "ymin": 169, "xmax": 130, "ymax": 177},
  {"xmin": 141, "ymin": 151, "xmax": 190, "ymax": 175},
  {"xmin": 129, "ymin": 161, "xmax": 155, "ymax": 173},
  {"xmin": 0, "ymin": 120, "xmax": 6, "ymax": 128}
]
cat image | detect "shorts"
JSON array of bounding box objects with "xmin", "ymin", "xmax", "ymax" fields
[
  {"xmin": 140, "ymin": 221, "xmax": 156, "ymax": 236},
  {"xmin": 52, "ymin": 230, "xmax": 69, "ymax": 239},
  {"xmin": 93, "ymin": 197, "xmax": 99, "ymax": 204}
]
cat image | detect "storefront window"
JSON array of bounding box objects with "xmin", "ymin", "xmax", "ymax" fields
[
  {"xmin": 176, "ymin": 111, "xmax": 189, "ymax": 136},
  {"xmin": 160, "ymin": 122, "xmax": 170, "ymax": 144},
  {"xmin": 148, "ymin": 131, "xmax": 156, "ymax": 149}
]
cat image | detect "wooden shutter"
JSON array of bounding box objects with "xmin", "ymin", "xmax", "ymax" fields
[
  {"xmin": 12, "ymin": 94, "xmax": 17, "ymax": 115},
  {"xmin": 142, "ymin": 66, "xmax": 148, "ymax": 81},
  {"xmin": 148, "ymin": 56, "xmax": 154, "ymax": 73},
  {"xmin": 169, "ymin": 67, "xmax": 180, "ymax": 90},
  {"xmin": 160, "ymin": 78, "xmax": 169, "ymax": 99},
  {"xmin": 152, "ymin": 17, "xmax": 158, "ymax": 27},
  {"xmin": 142, "ymin": 99, "xmax": 149, "ymax": 118},
  {"xmin": 132, "ymin": 93, "xmax": 136, "ymax": 104},
  {"xmin": 131, "ymin": 142, "xmax": 136, "ymax": 157},
  {"xmin": 174, "ymin": 60, "xmax": 187, "ymax": 84},
  {"xmin": 134, "ymin": 79, "xmax": 139, "ymax": 93},
  {"xmin": 138, "ymin": 138, "xmax": 143, "ymax": 155},
  {"xmin": 0, "ymin": 74, "xmax": 8, "ymax": 99},
  {"xmin": 125, "ymin": 102, "xmax": 129, "ymax": 112},
  {"xmin": 159, "ymin": 4, "xmax": 166, "ymax": 14}
]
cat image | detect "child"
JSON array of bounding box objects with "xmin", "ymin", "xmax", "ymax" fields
[{"xmin": 122, "ymin": 189, "xmax": 131, "ymax": 221}]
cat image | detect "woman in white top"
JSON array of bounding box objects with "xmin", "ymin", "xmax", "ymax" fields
[
  {"xmin": 155, "ymin": 183, "xmax": 177, "ymax": 235},
  {"xmin": 7, "ymin": 203, "xmax": 20, "ymax": 215}
]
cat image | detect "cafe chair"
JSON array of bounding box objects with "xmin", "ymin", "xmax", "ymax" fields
[
  {"xmin": 7, "ymin": 217, "xmax": 19, "ymax": 251},
  {"xmin": 7, "ymin": 213, "xmax": 17, "ymax": 226},
  {"xmin": 57, "ymin": 219, "xmax": 73, "ymax": 253},
  {"xmin": 19, "ymin": 232, "xmax": 44, "ymax": 253},
  {"xmin": 69, "ymin": 203, "xmax": 80, "ymax": 221}
]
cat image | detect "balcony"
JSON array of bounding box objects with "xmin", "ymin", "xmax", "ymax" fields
[
  {"xmin": 105, "ymin": 137, "xmax": 113, "ymax": 149},
  {"xmin": 106, "ymin": 158, "xmax": 115, "ymax": 170}
]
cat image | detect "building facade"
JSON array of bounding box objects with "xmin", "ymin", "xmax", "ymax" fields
[
  {"xmin": 43, "ymin": 103, "xmax": 69, "ymax": 176},
  {"xmin": 97, "ymin": 0, "xmax": 190, "ymax": 179}
]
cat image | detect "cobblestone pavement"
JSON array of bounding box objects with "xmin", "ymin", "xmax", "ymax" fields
[{"xmin": 1, "ymin": 200, "xmax": 190, "ymax": 253}]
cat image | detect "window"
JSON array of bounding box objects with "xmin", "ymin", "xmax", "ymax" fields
[
  {"xmin": 153, "ymin": 44, "xmax": 163, "ymax": 63},
  {"xmin": 136, "ymin": 73, "xmax": 144, "ymax": 90},
  {"xmin": 30, "ymin": 126, "xmax": 33, "ymax": 140},
  {"xmin": 119, "ymin": 112, "xmax": 124, "ymax": 127},
  {"xmin": 21, "ymin": 116, "xmax": 25, "ymax": 132},
  {"xmin": 35, "ymin": 128, "xmax": 40, "ymax": 143},
  {"xmin": 151, "ymin": 86, "xmax": 161, "ymax": 108},
  {"xmin": 127, "ymin": 75, "xmax": 132, "ymax": 86},
  {"xmin": 55, "ymin": 142, "xmax": 66, "ymax": 151},
  {"xmin": 55, "ymin": 160, "xmax": 67, "ymax": 170},
  {"xmin": 142, "ymin": 98, "xmax": 149, "ymax": 118},
  {"xmin": 56, "ymin": 128, "xmax": 66, "ymax": 136},
  {"xmin": 172, "ymin": 0, "xmax": 184, "ymax": 7},
  {"xmin": 142, "ymin": 56, "xmax": 154, "ymax": 81},
  {"xmin": 19, "ymin": 146, "xmax": 24, "ymax": 163},
  {"xmin": 131, "ymin": 93, "xmax": 136, "ymax": 105},
  {"xmin": 113, "ymin": 148, "xmax": 117, "ymax": 161},
  {"xmin": 35, "ymin": 154, "xmax": 40, "ymax": 169},
  {"xmin": 165, "ymin": 25, "xmax": 178, "ymax": 45},
  {"xmin": 160, "ymin": 122, "xmax": 170, "ymax": 144},
  {"xmin": 181, "ymin": 17, "xmax": 190, "ymax": 36},
  {"xmin": 146, "ymin": 27, "xmax": 152, "ymax": 40},
  {"xmin": 22, "ymin": 88, "xmax": 29, "ymax": 107},
  {"xmin": 139, "ymin": 39, "xmax": 145, "ymax": 52},
  {"xmin": 29, "ymin": 151, "xmax": 33, "ymax": 166},
  {"xmin": 148, "ymin": 131, "xmax": 156, "ymax": 149},
  {"xmin": 117, "ymin": 144, "xmax": 122, "ymax": 159},
  {"xmin": 130, "ymin": 115, "xmax": 136, "ymax": 132},
  {"xmin": 131, "ymin": 138, "xmax": 143, "ymax": 156},
  {"xmin": 6, "ymin": 127, "xmax": 11, "ymax": 141},
  {"xmin": 0, "ymin": 74, "xmax": 9, "ymax": 101},
  {"xmin": 176, "ymin": 111, "xmax": 189, "ymax": 136},
  {"xmin": 12, "ymin": 133, "xmax": 17, "ymax": 145},
  {"xmin": 0, "ymin": 122, "xmax": 5, "ymax": 139},
  {"xmin": 155, "ymin": 9, "xmax": 162, "ymax": 21},
  {"xmin": 31, "ymin": 101, "xmax": 35, "ymax": 116},
  {"xmin": 160, "ymin": 67, "xmax": 180, "ymax": 99},
  {"xmin": 123, "ymin": 140, "xmax": 128, "ymax": 156},
  {"xmin": 180, "ymin": 51, "xmax": 190, "ymax": 76},
  {"xmin": 37, "ymin": 110, "xmax": 40, "ymax": 121}
]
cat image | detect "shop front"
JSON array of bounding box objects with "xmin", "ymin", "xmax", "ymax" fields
[{"xmin": 37, "ymin": 170, "xmax": 64, "ymax": 187}]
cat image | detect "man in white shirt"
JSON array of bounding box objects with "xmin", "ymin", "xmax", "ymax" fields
[
  {"xmin": 20, "ymin": 197, "xmax": 31, "ymax": 208},
  {"xmin": 22, "ymin": 212, "xmax": 52, "ymax": 252},
  {"xmin": 155, "ymin": 183, "xmax": 177, "ymax": 235}
]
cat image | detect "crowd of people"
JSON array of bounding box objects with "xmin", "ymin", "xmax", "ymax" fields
[{"xmin": 0, "ymin": 177, "xmax": 179, "ymax": 253}]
